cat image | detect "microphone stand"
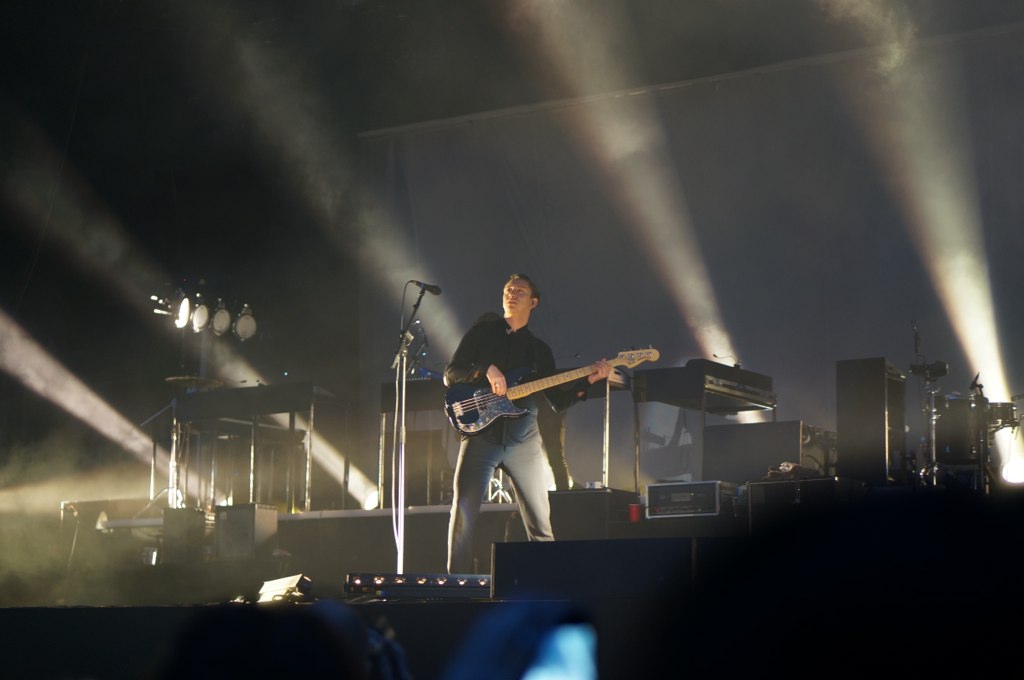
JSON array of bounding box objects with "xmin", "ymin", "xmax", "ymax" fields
[{"xmin": 388, "ymin": 287, "xmax": 427, "ymax": 574}]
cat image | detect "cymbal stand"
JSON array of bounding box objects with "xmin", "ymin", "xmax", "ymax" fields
[
  {"xmin": 971, "ymin": 376, "xmax": 990, "ymax": 494},
  {"xmin": 924, "ymin": 382, "xmax": 940, "ymax": 488},
  {"xmin": 909, "ymin": 324, "xmax": 947, "ymax": 488}
]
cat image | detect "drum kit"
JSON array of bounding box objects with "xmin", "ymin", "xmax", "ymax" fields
[
  {"xmin": 906, "ymin": 321, "xmax": 1022, "ymax": 490},
  {"xmin": 920, "ymin": 371, "xmax": 1021, "ymax": 491}
]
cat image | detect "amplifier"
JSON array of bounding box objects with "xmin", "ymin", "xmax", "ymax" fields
[
  {"xmin": 549, "ymin": 488, "xmax": 638, "ymax": 539},
  {"xmin": 215, "ymin": 503, "xmax": 278, "ymax": 560},
  {"xmin": 646, "ymin": 481, "xmax": 738, "ymax": 518}
]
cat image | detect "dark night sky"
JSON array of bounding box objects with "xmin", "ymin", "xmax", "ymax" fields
[{"xmin": 4, "ymin": 1, "xmax": 1024, "ymax": 504}]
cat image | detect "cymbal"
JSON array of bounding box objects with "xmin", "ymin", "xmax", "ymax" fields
[{"xmin": 165, "ymin": 375, "xmax": 224, "ymax": 390}]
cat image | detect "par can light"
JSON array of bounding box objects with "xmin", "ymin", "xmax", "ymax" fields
[
  {"xmin": 211, "ymin": 300, "xmax": 232, "ymax": 336},
  {"xmin": 233, "ymin": 304, "xmax": 257, "ymax": 341}
]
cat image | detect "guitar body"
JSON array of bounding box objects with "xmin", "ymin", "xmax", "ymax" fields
[
  {"xmin": 444, "ymin": 347, "xmax": 660, "ymax": 436},
  {"xmin": 444, "ymin": 366, "xmax": 534, "ymax": 435}
]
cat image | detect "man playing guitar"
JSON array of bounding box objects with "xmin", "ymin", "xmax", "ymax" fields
[{"xmin": 443, "ymin": 274, "xmax": 611, "ymax": 574}]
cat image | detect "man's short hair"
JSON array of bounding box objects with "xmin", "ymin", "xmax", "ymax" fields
[{"xmin": 506, "ymin": 273, "xmax": 540, "ymax": 301}]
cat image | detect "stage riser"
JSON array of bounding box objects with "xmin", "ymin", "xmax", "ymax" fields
[
  {"xmin": 492, "ymin": 536, "xmax": 749, "ymax": 601},
  {"xmin": 57, "ymin": 497, "xmax": 760, "ymax": 606},
  {"xmin": 61, "ymin": 508, "xmax": 526, "ymax": 605}
]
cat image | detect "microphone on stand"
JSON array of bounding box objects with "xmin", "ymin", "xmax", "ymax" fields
[
  {"xmin": 912, "ymin": 321, "xmax": 920, "ymax": 356},
  {"xmin": 410, "ymin": 280, "xmax": 442, "ymax": 295}
]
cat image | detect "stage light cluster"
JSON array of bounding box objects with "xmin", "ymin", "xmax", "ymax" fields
[{"xmin": 152, "ymin": 292, "xmax": 257, "ymax": 341}]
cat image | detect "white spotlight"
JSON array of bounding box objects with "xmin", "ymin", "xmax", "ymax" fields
[
  {"xmin": 233, "ymin": 304, "xmax": 257, "ymax": 341},
  {"xmin": 174, "ymin": 296, "xmax": 191, "ymax": 329},
  {"xmin": 191, "ymin": 299, "xmax": 210, "ymax": 333},
  {"xmin": 211, "ymin": 299, "xmax": 232, "ymax": 336}
]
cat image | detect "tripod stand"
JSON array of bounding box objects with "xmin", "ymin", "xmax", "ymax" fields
[{"xmin": 487, "ymin": 469, "xmax": 514, "ymax": 503}]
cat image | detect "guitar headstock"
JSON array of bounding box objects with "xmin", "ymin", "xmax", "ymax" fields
[{"xmin": 613, "ymin": 347, "xmax": 660, "ymax": 368}]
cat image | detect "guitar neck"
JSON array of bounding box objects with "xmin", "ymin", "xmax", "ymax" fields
[{"xmin": 506, "ymin": 359, "xmax": 626, "ymax": 401}]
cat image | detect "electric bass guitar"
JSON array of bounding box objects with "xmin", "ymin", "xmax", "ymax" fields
[{"xmin": 444, "ymin": 348, "xmax": 660, "ymax": 435}]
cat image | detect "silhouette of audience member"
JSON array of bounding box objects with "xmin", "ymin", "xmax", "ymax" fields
[
  {"xmin": 156, "ymin": 599, "xmax": 411, "ymax": 680},
  {"xmin": 625, "ymin": 487, "xmax": 1024, "ymax": 678},
  {"xmin": 440, "ymin": 600, "xmax": 596, "ymax": 680}
]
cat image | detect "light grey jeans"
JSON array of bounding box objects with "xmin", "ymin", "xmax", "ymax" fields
[{"xmin": 447, "ymin": 401, "xmax": 554, "ymax": 573}]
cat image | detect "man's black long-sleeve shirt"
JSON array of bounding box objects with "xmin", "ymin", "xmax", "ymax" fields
[{"xmin": 444, "ymin": 313, "xmax": 586, "ymax": 415}]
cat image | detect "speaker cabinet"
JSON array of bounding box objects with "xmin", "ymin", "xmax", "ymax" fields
[
  {"xmin": 549, "ymin": 488, "xmax": 639, "ymax": 540},
  {"xmin": 835, "ymin": 358, "xmax": 907, "ymax": 486},
  {"xmin": 215, "ymin": 504, "xmax": 278, "ymax": 560}
]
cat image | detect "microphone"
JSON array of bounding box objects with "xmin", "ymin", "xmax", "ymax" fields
[{"xmin": 411, "ymin": 280, "xmax": 442, "ymax": 295}]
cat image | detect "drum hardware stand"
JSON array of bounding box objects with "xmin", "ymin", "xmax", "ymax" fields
[
  {"xmin": 910, "ymin": 322, "xmax": 957, "ymax": 488},
  {"xmin": 488, "ymin": 469, "xmax": 513, "ymax": 503},
  {"xmin": 925, "ymin": 385, "xmax": 941, "ymax": 489},
  {"xmin": 910, "ymin": 360, "xmax": 948, "ymax": 489},
  {"xmin": 969, "ymin": 373, "xmax": 990, "ymax": 494}
]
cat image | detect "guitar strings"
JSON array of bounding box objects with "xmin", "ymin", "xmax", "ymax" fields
[
  {"xmin": 459, "ymin": 392, "xmax": 506, "ymax": 411},
  {"xmin": 454, "ymin": 353, "xmax": 655, "ymax": 416},
  {"xmin": 457, "ymin": 370, "xmax": 584, "ymax": 412},
  {"xmin": 459, "ymin": 372, "xmax": 582, "ymax": 412}
]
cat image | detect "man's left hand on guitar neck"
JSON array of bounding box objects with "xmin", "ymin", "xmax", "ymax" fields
[{"xmin": 587, "ymin": 358, "xmax": 612, "ymax": 384}]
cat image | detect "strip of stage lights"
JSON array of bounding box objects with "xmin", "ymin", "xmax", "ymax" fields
[{"xmin": 345, "ymin": 573, "xmax": 491, "ymax": 599}]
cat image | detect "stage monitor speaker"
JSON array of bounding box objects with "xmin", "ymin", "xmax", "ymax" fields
[
  {"xmin": 835, "ymin": 358, "xmax": 907, "ymax": 486},
  {"xmin": 216, "ymin": 504, "xmax": 278, "ymax": 560},
  {"xmin": 549, "ymin": 488, "xmax": 638, "ymax": 540}
]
